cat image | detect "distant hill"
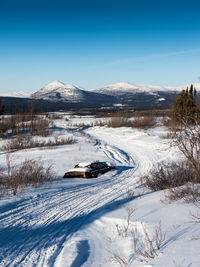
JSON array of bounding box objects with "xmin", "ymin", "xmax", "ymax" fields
[
  {"xmin": 1, "ymin": 81, "xmax": 200, "ymax": 113},
  {"xmin": 31, "ymin": 80, "xmax": 115, "ymax": 107},
  {"xmin": 0, "ymin": 91, "xmax": 31, "ymax": 98}
]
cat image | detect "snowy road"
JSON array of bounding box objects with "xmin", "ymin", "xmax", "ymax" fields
[{"xmin": 0, "ymin": 127, "xmax": 177, "ymax": 267}]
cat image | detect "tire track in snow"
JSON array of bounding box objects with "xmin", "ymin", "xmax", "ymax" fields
[
  {"xmin": 0, "ymin": 133, "xmax": 137, "ymax": 267},
  {"xmin": 0, "ymin": 126, "xmax": 166, "ymax": 267}
]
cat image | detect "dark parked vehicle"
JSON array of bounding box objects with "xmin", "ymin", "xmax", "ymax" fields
[{"xmin": 63, "ymin": 161, "xmax": 115, "ymax": 178}]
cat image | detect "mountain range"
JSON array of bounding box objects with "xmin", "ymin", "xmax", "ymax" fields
[{"xmin": 1, "ymin": 80, "xmax": 200, "ymax": 112}]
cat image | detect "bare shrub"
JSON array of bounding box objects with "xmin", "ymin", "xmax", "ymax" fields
[
  {"xmin": 0, "ymin": 115, "xmax": 20, "ymax": 134},
  {"xmin": 0, "ymin": 113, "xmax": 52, "ymax": 137},
  {"xmin": 132, "ymin": 113, "xmax": 156, "ymax": 129},
  {"xmin": 141, "ymin": 162, "xmax": 195, "ymax": 191},
  {"xmin": 131, "ymin": 221, "xmax": 165, "ymax": 261},
  {"xmin": 142, "ymin": 161, "xmax": 200, "ymax": 203},
  {"xmin": 0, "ymin": 165, "xmax": 7, "ymax": 197},
  {"xmin": 190, "ymin": 235, "xmax": 200, "ymax": 240},
  {"xmin": 189, "ymin": 205, "xmax": 200, "ymax": 240},
  {"xmin": 107, "ymin": 117, "xmax": 133, "ymax": 128},
  {"xmin": 0, "ymin": 114, "xmax": 41, "ymax": 135},
  {"xmin": 0, "ymin": 157, "xmax": 54, "ymax": 196},
  {"xmin": 126, "ymin": 189, "xmax": 136, "ymax": 200},
  {"xmin": 166, "ymin": 183, "xmax": 200, "ymax": 203},
  {"xmin": 1, "ymin": 135, "xmax": 77, "ymax": 151},
  {"xmin": 71, "ymin": 117, "xmax": 134, "ymax": 128},
  {"xmin": 46, "ymin": 113, "xmax": 63, "ymax": 120},
  {"xmin": 70, "ymin": 122, "xmax": 92, "ymax": 128},
  {"xmin": 109, "ymin": 220, "xmax": 165, "ymax": 265},
  {"xmin": 8, "ymin": 159, "xmax": 54, "ymax": 195},
  {"xmin": 45, "ymin": 136, "xmax": 77, "ymax": 147},
  {"xmin": 30, "ymin": 117, "xmax": 51, "ymax": 136},
  {"xmin": 94, "ymin": 113, "xmax": 157, "ymax": 129},
  {"xmin": 110, "ymin": 252, "xmax": 131, "ymax": 267},
  {"xmin": 95, "ymin": 110, "xmax": 134, "ymax": 119},
  {"xmin": 190, "ymin": 207, "xmax": 200, "ymax": 223},
  {"xmin": 161, "ymin": 116, "xmax": 179, "ymax": 131},
  {"xmin": 1, "ymin": 135, "xmax": 35, "ymax": 151},
  {"xmin": 159, "ymin": 131, "xmax": 174, "ymax": 139},
  {"xmin": 92, "ymin": 120, "xmax": 108, "ymax": 127},
  {"xmin": 152, "ymin": 115, "xmax": 200, "ymax": 202},
  {"xmin": 116, "ymin": 207, "xmax": 135, "ymax": 238},
  {"xmin": 171, "ymin": 117, "xmax": 200, "ymax": 183}
]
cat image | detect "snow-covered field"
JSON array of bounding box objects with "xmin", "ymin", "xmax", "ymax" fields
[{"xmin": 0, "ymin": 115, "xmax": 199, "ymax": 267}]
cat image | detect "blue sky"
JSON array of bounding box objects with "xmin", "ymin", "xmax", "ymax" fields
[{"xmin": 0, "ymin": 0, "xmax": 200, "ymax": 93}]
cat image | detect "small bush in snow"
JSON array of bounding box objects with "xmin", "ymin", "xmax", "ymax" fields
[
  {"xmin": 0, "ymin": 114, "xmax": 52, "ymax": 137},
  {"xmin": 107, "ymin": 117, "xmax": 133, "ymax": 128},
  {"xmin": 116, "ymin": 207, "xmax": 135, "ymax": 238},
  {"xmin": 190, "ymin": 206, "xmax": 200, "ymax": 223},
  {"xmin": 0, "ymin": 156, "xmax": 55, "ymax": 196},
  {"xmin": 46, "ymin": 113, "xmax": 63, "ymax": 120},
  {"xmin": 142, "ymin": 161, "xmax": 200, "ymax": 203},
  {"xmin": 1, "ymin": 135, "xmax": 77, "ymax": 151},
  {"xmin": 130, "ymin": 221, "xmax": 166, "ymax": 261},
  {"xmin": 109, "ymin": 214, "xmax": 166, "ymax": 266},
  {"xmin": 141, "ymin": 162, "xmax": 196, "ymax": 191},
  {"xmin": 132, "ymin": 114, "xmax": 156, "ymax": 129},
  {"xmin": 166, "ymin": 183, "xmax": 200, "ymax": 203}
]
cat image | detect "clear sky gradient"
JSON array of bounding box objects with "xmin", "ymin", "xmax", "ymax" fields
[{"xmin": 0, "ymin": 0, "xmax": 200, "ymax": 93}]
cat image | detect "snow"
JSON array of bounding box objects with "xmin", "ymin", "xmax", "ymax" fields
[
  {"xmin": 94, "ymin": 81, "xmax": 200, "ymax": 95},
  {"xmin": 40, "ymin": 80, "xmax": 65, "ymax": 92},
  {"xmin": 77, "ymin": 162, "xmax": 93, "ymax": 167},
  {"xmin": 2, "ymin": 81, "xmax": 200, "ymax": 102},
  {"xmin": 0, "ymin": 91, "xmax": 31, "ymax": 98},
  {"xmin": 0, "ymin": 115, "xmax": 199, "ymax": 267},
  {"xmin": 31, "ymin": 80, "xmax": 85, "ymax": 102},
  {"xmin": 67, "ymin": 167, "xmax": 91, "ymax": 172}
]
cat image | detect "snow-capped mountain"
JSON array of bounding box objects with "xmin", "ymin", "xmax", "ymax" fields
[
  {"xmin": 92, "ymin": 82, "xmax": 200, "ymax": 108},
  {"xmin": 31, "ymin": 80, "xmax": 86, "ymax": 102},
  {"xmin": 93, "ymin": 81, "xmax": 182, "ymax": 96},
  {"xmin": 2, "ymin": 80, "xmax": 200, "ymax": 113},
  {"xmin": 0, "ymin": 91, "xmax": 31, "ymax": 98},
  {"xmin": 175, "ymin": 83, "xmax": 200, "ymax": 92},
  {"xmin": 31, "ymin": 80, "xmax": 116, "ymax": 108},
  {"xmin": 91, "ymin": 82, "xmax": 175, "ymax": 107}
]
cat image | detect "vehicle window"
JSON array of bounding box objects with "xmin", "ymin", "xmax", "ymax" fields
[
  {"xmin": 75, "ymin": 164, "xmax": 80, "ymax": 168},
  {"xmin": 91, "ymin": 163, "xmax": 100, "ymax": 169},
  {"xmin": 98, "ymin": 163, "xmax": 106, "ymax": 168}
]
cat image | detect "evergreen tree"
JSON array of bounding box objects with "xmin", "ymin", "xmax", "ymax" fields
[
  {"xmin": 194, "ymin": 87, "xmax": 197, "ymax": 98},
  {"xmin": 0, "ymin": 98, "xmax": 4, "ymax": 134},
  {"xmin": 186, "ymin": 87, "xmax": 189, "ymax": 96},
  {"xmin": 189, "ymin": 84, "xmax": 193, "ymax": 97},
  {"xmin": 173, "ymin": 84, "xmax": 198, "ymax": 122},
  {"xmin": 0, "ymin": 98, "xmax": 4, "ymax": 116}
]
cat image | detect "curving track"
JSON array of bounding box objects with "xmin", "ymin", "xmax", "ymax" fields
[{"xmin": 0, "ymin": 127, "xmax": 170, "ymax": 267}]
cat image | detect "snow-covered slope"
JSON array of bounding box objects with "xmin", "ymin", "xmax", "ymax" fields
[
  {"xmin": 31, "ymin": 80, "xmax": 86, "ymax": 102},
  {"xmin": 93, "ymin": 81, "xmax": 200, "ymax": 96},
  {"xmin": 3, "ymin": 81, "xmax": 200, "ymax": 109},
  {"xmin": 0, "ymin": 117, "xmax": 199, "ymax": 267},
  {"xmin": 91, "ymin": 82, "xmax": 200, "ymax": 107},
  {"xmin": 0, "ymin": 91, "xmax": 31, "ymax": 98},
  {"xmin": 94, "ymin": 82, "xmax": 158, "ymax": 96},
  {"xmin": 176, "ymin": 83, "xmax": 200, "ymax": 92}
]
